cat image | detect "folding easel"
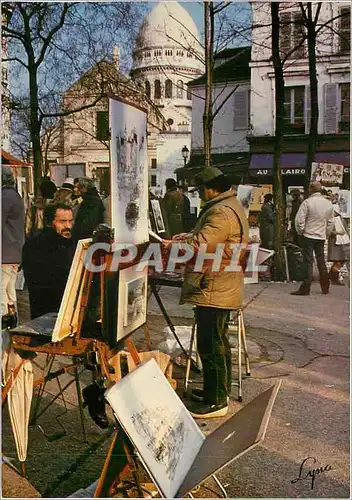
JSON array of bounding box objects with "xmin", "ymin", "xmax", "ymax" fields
[{"xmin": 184, "ymin": 308, "xmax": 251, "ymax": 402}]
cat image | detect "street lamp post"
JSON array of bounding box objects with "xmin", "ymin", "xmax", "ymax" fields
[{"xmin": 181, "ymin": 145, "xmax": 189, "ymax": 167}]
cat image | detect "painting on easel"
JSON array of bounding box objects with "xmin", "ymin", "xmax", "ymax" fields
[
  {"xmin": 51, "ymin": 238, "xmax": 92, "ymax": 342},
  {"xmin": 116, "ymin": 263, "xmax": 148, "ymax": 342},
  {"xmin": 109, "ymin": 96, "xmax": 149, "ymax": 245}
]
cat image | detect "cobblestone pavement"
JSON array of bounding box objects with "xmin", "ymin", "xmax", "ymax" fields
[{"xmin": 2, "ymin": 278, "xmax": 350, "ymax": 498}]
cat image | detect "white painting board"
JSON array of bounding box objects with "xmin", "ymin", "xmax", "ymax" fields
[
  {"xmin": 52, "ymin": 238, "xmax": 92, "ymax": 342},
  {"xmin": 117, "ymin": 263, "xmax": 148, "ymax": 341},
  {"xmin": 109, "ymin": 97, "xmax": 149, "ymax": 245},
  {"xmin": 105, "ymin": 358, "xmax": 205, "ymax": 498},
  {"xmin": 151, "ymin": 199, "xmax": 166, "ymax": 233},
  {"xmin": 311, "ymin": 162, "xmax": 344, "ymax": 185}
]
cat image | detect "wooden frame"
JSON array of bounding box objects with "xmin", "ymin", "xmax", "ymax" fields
[{"xmin": 51, "ymin": 238, "xmax": 92, "ymax": 342}]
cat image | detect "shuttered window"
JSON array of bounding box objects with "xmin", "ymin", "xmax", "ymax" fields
[
  {"xmin": 280, "ymin": 11, "xmax": 306, "ymax": 58},
  {"xmin": 324, "ymin": 83, "xmax": 350, "ymax": 134},
  {"xmin": 151, "ymin": 175, "xmax": 157, "ymax": 187},
  {"xmin": 96, "ymin": 111, "xmax": 109, "ymax": 141},
  {"xmin": 177, "ymin": 80, "xmax": 184, "ymax": 98},
  {"xmin": 233, "ymin": 89, "xmax": 249, "ymax": 130},
  {"xmin": 339, "ymin": 7, "xmax": 351, "ymax": 53},
  {"xmin": 145, "ymin": 81, "xmax": 151, "ymax": 98}
]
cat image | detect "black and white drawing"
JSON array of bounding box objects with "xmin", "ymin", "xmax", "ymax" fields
[
  {"xmin": 110, "ymin": 98, "xmax": 149, "ymax": 244},
  {"xmin": 150, "ymin": 199, "xmax": 166, "ymax": 233},
  {"xmin": 117, "ymin": 264, "xmax": 148, "ymax": 341},
  {"xmin": 124, "ymin": 276, "xmax": 147, "ymax": 327},
  {"xmin": 311, "ymin": 162, "xmax": 344, "ymax": 185},
  {"xmin": 105, "ymin": 359, "xmax": 204, "ymax": 498}
]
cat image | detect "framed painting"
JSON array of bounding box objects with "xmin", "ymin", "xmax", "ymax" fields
[
  {"xmin": 150, "ymin": 199, "xmax": 166, "ymax": 233},
  {"xmin": 117, "ymin": 263, "xmax": 148, "ymax": 342},
  {"xmin": 250, "ymin": 185, "xmax": 272, "ymax": 212},
  {"xmin": 109, "ymin": 96, "xmax": 149, "ymax": 245},
  {"xmin": 311, "ymin": 162, "xmax": 344, "ymax": 185},
  {"xmin": 52, "ymin": 238, "xmax": 92, "ymax": 342},
  {"xmin": 105, "ymin": 358, "xmax": 205, "ymax": 498}
]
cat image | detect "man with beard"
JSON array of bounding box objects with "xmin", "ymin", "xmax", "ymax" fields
[{"xmin": 22, "ymin": 203, "xmax": 75, "ymax": 319}]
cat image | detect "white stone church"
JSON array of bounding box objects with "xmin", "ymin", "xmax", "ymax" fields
[{"xmin": 47, "ymin": 2, "xmax": 204, "ymax": 195}]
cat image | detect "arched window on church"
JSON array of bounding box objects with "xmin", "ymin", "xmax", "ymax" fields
[
  {"xmin": 165, "ymin": 79, "xmax": 173, "ymax": 99},
  {"xmin": 154, "ymin": 79, "xmax": 161, "ymax": 99},
  {"xmin": 145, "ymin": 81, "xmax": 151, "ymax": 98},
  {"xmin": 177, "ymin": 80, "xmax": 184, "ymax": 99},
  {"xmin": 186, "ymin": 84, "xmax": 192, "ymax": 100}
]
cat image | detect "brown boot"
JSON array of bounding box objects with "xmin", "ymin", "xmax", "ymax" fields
[{"xmin": 329, "ymin": 268, "xmax": 344, "ymax": 286}]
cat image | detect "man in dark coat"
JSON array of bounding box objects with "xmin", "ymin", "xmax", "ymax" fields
[
  {"xmin": 162, "ymin": 178, "xmax": 191, "ymax": 237},
  {"xmin": 259, "ymin": 193, "xmax": 275, "ymax": 249},
  {"xmin": 72, "ymin": 177, "xmax": 104, "ymax": 242},
  {"xmin": 22, "ymin": 203, "xmax": 75, "ymax": 319},
  {"xmin": 2, "ymin": 167, "xmax": 25, "ymax": 327}
]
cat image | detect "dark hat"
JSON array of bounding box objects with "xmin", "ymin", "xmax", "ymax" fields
[{"xmin": 189, "ymin": 167, "xmax": 224, "ymax": 192}]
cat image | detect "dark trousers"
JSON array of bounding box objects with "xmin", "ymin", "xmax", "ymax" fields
[
  {"xmin": 195, "ymin": 306, "xmax": 231, "ymax": 406},
  {"xmin": 300, "ymin": 237, "xmax": 329, "ymax": 293}
]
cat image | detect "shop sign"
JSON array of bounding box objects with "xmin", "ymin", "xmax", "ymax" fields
[{"xmin": 255, "ymin": 168, "xmax": 306, "ymax": 176}]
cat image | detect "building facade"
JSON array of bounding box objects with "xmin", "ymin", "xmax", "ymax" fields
[
  {"xmin": 248, "ymin": 2, "xmax": 350, "ymax": 187},
  {"xmin": 183, "ymin": 47, "xmax": 251, "ymax": 185},
  {"xmin": 131, "ymin": 2, "xmax": 204, "ymax": 193}
]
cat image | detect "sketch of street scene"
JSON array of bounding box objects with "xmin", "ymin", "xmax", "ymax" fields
[
  {"xmin": 131, "ymin": 404, "xmax": 185, "ymax": 480},
  {"xmin": 338, "ymin": 190, "xmax": 350, "ymax": 217},
  {"xmin": 104, "ymin": 359, "xmax": 204, "ymax": 498},
  {"xmin": 124, "ymin": 276, "xmax": 147, "ymax": 327},
  {"xmin": 110, "ymin": 98, "xmax": 149, "ymax": 245}
]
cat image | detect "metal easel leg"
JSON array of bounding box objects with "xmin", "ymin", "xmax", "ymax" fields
[
  {"xmin": 237, "ymin": 310, "xmax": 242, "ymax": 402},
  {"xmin": 239, "ymin": 310, "xmax": 251, "ymax": 376},
  {"xmin": 74, "ymin": 365, "xmax": 87, "ymax": 443},
  {"xmin": 212, "ymin": 473, "xmax": 228, "ymax": 498},
  {"xmin": 184, "ymin": 314, "xmax": 197, "ymax": 395}
]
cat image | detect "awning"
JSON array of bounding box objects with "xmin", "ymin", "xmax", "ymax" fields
[
  {"xmin": 249, "ymin": 152, "xmax": 350, "ymax": 176},
  {"xmin": 176, "ymin": 152, "xmax": 250, "ymax": 182},
  {"xmin": 1, "ymin": 149, "xmax": 28, "ymax": 166}
]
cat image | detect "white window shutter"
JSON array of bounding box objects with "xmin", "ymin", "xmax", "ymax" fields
[
  {"xmin": 305, "ymin": 86, "xmax": 311, "ymax": 133},
  {"xmin": 233, "ymin": 90, "xmax": 248, "ymax": 130},
  {"xmin": 324, "ymin": 83, "xmax": 338, "ymax": 133}
]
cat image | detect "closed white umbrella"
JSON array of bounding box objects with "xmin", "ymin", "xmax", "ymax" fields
[{"xmin": 2, "ymin": 346, "xmax": 33, "ymax": 476}]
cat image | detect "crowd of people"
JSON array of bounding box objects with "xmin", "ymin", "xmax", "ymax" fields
[{"xmin": 2, "ymin": 165, "xmax": 350, "ymax": 423}]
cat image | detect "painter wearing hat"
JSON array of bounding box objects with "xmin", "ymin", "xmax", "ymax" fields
[
  {"xmin": 292, "ymin": 181, "xmax": 335, "ymax": 296},
  {"xmin": 163, "ymin": 167, "xmax": 249, "ymax": 419}
]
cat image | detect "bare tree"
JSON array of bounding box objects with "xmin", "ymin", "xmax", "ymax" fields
[{"xmin": 3, "ymin": 2, "xmax": 146, "ymax": 192}]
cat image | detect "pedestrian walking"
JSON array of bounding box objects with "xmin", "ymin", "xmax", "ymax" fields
[
  {"xmin": 163, "ymin": 167, "xmax": 249, "ymax": 419},
  {"xmin": 291, "ymin": 182, "xmax": 334, "ymax": 296},
  {"xmin": 2, "ymin": 167, "xmax": 25, "ymax": 328},
  {"xmin": 327, "ymin": 206, "xmax": 350, "ymax": 285},
  {"xmin": 259, "ymin": 193, "xmax": 275, "ymax": 249}
]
